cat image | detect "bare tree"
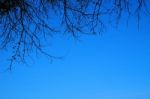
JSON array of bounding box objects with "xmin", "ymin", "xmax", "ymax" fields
[{"xmin": 0, "ymin": 0, "xmax": 149, "ymax": 69}]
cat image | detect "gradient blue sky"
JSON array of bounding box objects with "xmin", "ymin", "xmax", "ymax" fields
[{"xmin": 0, "ymin": 10, "xmax": 150, "ymax": 99}]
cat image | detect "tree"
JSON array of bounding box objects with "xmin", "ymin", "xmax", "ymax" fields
[{"xmin": 0, "ymin": 0, "xmax": 149, "ymax": 69}]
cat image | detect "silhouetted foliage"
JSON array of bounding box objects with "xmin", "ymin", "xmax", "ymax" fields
[{"xmin": 0, "ymin": 0, "xmax": 149, "ymax": 69}]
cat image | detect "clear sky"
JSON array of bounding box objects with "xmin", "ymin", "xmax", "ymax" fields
[{"xmin": 0, "ymin": 9, "xmax": 150, "ymax": 99}]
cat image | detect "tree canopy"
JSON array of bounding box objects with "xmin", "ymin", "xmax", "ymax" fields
[{"xmin": 0, "ymin": 0, "xmax": 149, "ymax": 69}]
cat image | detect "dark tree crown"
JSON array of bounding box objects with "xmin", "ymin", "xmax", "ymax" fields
[{"xmin": 0, "ymin": 0, "xmax": 149, "ymax": 69}]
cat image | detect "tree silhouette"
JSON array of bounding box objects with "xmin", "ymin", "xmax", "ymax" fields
[{"xmin": 0, "ymin": 0, "xmax": 149, "ymax": 69}]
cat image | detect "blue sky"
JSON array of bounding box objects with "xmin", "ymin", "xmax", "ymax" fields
[{"xmin": 0, "ymin": 9, "xmax": 150, "ymax": 99}]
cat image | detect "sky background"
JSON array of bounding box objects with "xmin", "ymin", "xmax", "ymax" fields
[{"xmin": 0, "ymin": 10, "xmax": 150, "ymax": 99}]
